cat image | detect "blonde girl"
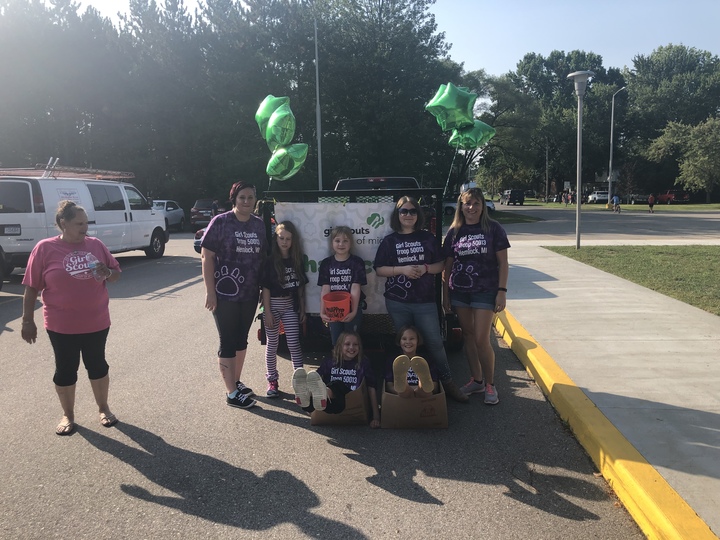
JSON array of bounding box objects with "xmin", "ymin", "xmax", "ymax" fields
[{"xmin": 317, "ymin": 226, "xmax": 367, "ymax": 345}]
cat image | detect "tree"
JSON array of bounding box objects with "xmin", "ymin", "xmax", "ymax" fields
[{"xmin": 646, "ymin": 117, "xmax": 720, "ymax": 202}]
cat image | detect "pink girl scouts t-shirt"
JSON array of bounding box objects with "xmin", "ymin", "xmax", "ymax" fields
[
  {"xmin": 23, "ymin": 236, "xmax": 121, "ymax": 334},
  {"xmin": 442, "ymin": 221, "xmax": 510, "ymax": 292},
  {"xmin": 200, "ymin": 212, "xmax": 268, "ymax": 302}
]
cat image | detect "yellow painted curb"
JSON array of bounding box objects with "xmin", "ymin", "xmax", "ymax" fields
[{"xmin": 494, "ymin": 310, "xmax": 718, "ymax": 540}]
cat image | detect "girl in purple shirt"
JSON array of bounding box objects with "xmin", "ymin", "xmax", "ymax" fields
[
  {"xmin": 317, "ymin": 226, "xmax": 367, "ymax": 345},
  {"xmin": 443, "ymin": 188, "xmax": 510, "ymax": 405}
]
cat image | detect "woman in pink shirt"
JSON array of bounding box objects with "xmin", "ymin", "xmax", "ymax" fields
[{"xmin": 21, "ymin": 201, "xmax": 121, "ymax": 436}]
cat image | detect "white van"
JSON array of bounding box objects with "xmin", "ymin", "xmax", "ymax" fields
[{"xmin": 0, "ymin": 163, "xmax": 168, "ymax": 289}]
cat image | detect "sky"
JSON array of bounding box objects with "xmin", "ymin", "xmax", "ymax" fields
[{"xmin": 77, "ymin": 0, "xmax": 720, "ymax": 76}]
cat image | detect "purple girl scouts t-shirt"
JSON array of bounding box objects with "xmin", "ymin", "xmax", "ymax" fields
[
  {"xmin": 373, "ymin": 230, "xmax": 442, "ymax": 304},
  {"xmin": 200, "ymin": 212, "xmax": 267, "ymax": 302},
  {"xmin": 261, "ymin": 258, "xmax": 309, "ymax": 298},
  {"xmin": 317, "ymin": 254, "xmax": 367, "ymax": 293},
  {"xmin": 316, "ymin": 355, "xmax": 376, "ymax": 391},
  {"xmin": 443, "ymin": 220, "xmax": 510, "ymax": 292}
]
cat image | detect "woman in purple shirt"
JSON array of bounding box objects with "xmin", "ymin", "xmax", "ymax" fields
[
  {"xmin": 201, "ymin": 181, "xmax": 267, "ymax": 410},
  {"xmin": 443, "ymin": 188, "xmax": 510, "ymax": 405},
  {"xmin": 374, "ymin": 196, "xmax": 468, "ymax": 403}
]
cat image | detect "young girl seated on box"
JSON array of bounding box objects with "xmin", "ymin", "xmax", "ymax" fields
[
  {"xmin": 385, "ymin": 325, "xmax": 440, "ymax": 398},
  {"xmin": 292, "ymin": 331, "xmax": 380, "ymax": 428}
]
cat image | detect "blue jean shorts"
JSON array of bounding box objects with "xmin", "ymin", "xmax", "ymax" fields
[{"xmin": 450, "ymin": 289, "xmax": 497, "ymax": 311}]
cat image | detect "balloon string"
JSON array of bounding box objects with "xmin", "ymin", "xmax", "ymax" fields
[{"xmin": 443, "ymin": 144, "xmax": 460, "ymax": 198}]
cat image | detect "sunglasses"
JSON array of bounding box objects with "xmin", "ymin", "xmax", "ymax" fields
[{"xmin": 398, "ymin": 208, "xmax": 418, "ymax": 216}]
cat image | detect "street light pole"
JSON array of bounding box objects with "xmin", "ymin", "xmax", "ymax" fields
[
  {"xmin": 567, "ymin": 70, "xmax": 595, "ymax": 250},
  {"xmin": 607, "ymin": 86, "xmax": 626, "ymax": 208},
  {"xmin": 313, "ymin": 14, "xmax": 323, "ymax": 191}
]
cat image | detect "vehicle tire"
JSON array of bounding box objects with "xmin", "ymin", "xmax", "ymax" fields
[
  {"xmin": 178, "ymin": 218, "xmax": 185, "ymax": 232},
  {"xmin": 4, "ymin": 263, "xmax": 14, "ymax": 276},
  {"xmin": 165, "ymin": 218, "xmax": 169, "ymax": 231},
  {"xmin": 0, "ymin": 264, "xmax": 4, "ymax": 292},
  {"xmin": 144, "ymin": 229, "xmax": 166, "ymax": 258}
]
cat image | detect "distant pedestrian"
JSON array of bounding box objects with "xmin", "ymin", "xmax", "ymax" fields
[
  {"xmin": 211, "ymin": 198, "xmax": 219, "ymax": 216},
  {"xmin": 648, "ymin": 194, "xmax": 656, "ymax": 214},
  {"xmin": 612, "ymin": 194, "xmax": 621, "ymax": 213}
]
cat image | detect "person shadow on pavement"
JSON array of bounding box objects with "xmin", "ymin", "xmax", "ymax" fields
[{"xmin": 80, "ymin": 422, "xmax": 367, "ymax": 539}]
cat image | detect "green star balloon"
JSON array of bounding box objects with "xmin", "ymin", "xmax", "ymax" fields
[
  {"xmin": 425, "ymin": 82, "xmax": 477, "ymax": 132},
  {"xmin": 448, "ymin": 120, "xmax": 496, "ymax": 150},
  {"xmin": 255, "ymin": 95, "xmax": 290, "ymax": 139},
  {"xmin": 266, "ymin": 143, "xmax": 308, "ymax": 180}
]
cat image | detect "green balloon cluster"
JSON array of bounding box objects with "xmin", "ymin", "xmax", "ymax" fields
[
  {"xmin": 426, "ymin": 82, "xmax": 495, "ymax": 151},
  {"xmin": 448, "ymin": 120, "xmax": 496, "ymax": 150},
  {"xmin": 255, "ymin": 94, "xmax": 308, "ymax": 181}
]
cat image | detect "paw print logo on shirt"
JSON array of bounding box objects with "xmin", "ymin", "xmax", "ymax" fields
[
  {"xmin": 215, "ymin": 266, "xmax": 245, "ymax": 297},
  {"xmin": 453, "ymin": 263, "xmax": 478, "ymax": 289},
  {"xmin": 386, "ymin": 275, "xmax": 413, "ymax": 299}
]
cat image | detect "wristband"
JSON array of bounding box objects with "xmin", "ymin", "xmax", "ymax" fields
[{"xmin": 498, "ymin": 287, "xmax": 507, "ymax": 292}]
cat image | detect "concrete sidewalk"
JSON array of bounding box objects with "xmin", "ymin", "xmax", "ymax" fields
[{"xmin": 497, "ymin": 241, "xmax": 720, "ymax": 539}]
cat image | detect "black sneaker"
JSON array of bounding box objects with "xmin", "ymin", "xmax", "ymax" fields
[
  {"xmin": 227, "ymin": 392, "xmax": 257, "ymax": 409},
  {"xmin": 236, "ymin": 381, "xmax": 255, "ymax": 397}
]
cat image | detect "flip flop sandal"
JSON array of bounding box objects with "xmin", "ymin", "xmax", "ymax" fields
[
  {"xmin": 410, "ymin": 356, "xmax": 434, "ymax": 392},
  {"xmin": 100, "ymin": 413, "xmax": 118, "ymax": 428},
  {"xmin": 392, "ymin": 355, "xmax": 412, "ymax": 394},
  {"xmin": 56, "ymin": 420, "xmax": 76, "ymax": 436}
]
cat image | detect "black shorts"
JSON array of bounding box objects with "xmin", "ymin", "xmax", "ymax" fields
[
  {"xmin": 47, "ymin": 328, "xmax": 110, "ymax": 387},
  {"xmin": 213, "ymin": 299, "xmax": 258, "ymax": 358}
]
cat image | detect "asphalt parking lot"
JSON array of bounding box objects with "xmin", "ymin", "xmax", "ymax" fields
[{"xmin": 0, "ymin": 234, "xmax": 643, "ymax": 539}]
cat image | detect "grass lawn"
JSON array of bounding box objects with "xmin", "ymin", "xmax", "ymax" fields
[{"xmin": 546, "ymin": 245, "xmax": 720, "ymax": 316}]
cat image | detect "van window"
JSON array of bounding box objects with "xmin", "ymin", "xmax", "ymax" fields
[
  {"xmin": 0, "ymin": 181, "xmax": 32, "ymax": 213},
  {"xmin": 88, "ymin": 184, "xmax": 126, "ymax": 211},
  {"xmin": 334, "ymin": 177, "xmax": 420, "ymax": 190},
  {"xmin": 124, "ymin": 186, "xmax": 151, "ymax": 210}
]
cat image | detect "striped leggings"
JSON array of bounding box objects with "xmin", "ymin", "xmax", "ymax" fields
[{"xmin": 264, "ymin": 296, "xmax": 304, "ymax": 381}]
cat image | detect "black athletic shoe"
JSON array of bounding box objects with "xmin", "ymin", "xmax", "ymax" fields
[
  {"xmin": 227, "ymin": 392, "xmax": 257, "ymax": 409},
  {"xmin": 236, "ymin": 380, "xmax": 255, "ymax": 397}
]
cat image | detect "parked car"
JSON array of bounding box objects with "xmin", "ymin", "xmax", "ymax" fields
[
  {"xmin": 190, "ymin": 198, "xmax": 219, "ymax": 231},
  {"xmin": 193, "ymin": 228, "xmax": 205, "ymax": 254},
  {"xmin": 627, "ymin": 194, "xmax": 649, "ymax": 205},
  {"xmin": 334, "ymin": 176, "xmax": 420, "ymax": 190},
  {"xmin": 500, "ymin": 189, "xmax": 525, "ymax": 205},
  {"xmin": 152, "ymin": 199, "xmax": 185, "ymax": 231},
  {"xmin": 656, "ymin": 189, "xmax": 690, "ymax": 204},
  {"xmin": 443, "ymin": 195, "xmax": 494, "ymax": 215},
  {"xmin": 587, "ymin": 191, "xmax": 609, "ymax": 204},
  {"xmin": 0, "ymin": 163, "xmax": 167, "ymax": 290}
]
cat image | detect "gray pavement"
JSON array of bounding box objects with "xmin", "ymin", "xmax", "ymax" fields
[
  {"xmin": 0, "ymin": 234, "xmax": 643, "ymax": 539},
  {"xmin": 500, "ymin": 205, "xmax": 720, "ymax": 538}
]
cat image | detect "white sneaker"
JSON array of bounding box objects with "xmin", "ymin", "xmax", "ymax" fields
[{"xmin": 292, "ymin": 368, "xmax": 310, "ymax": 408}]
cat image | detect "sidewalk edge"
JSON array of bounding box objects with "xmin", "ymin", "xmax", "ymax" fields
[{"xmin": 494, "ymin": 310, "xmax": 718, "ymax": 540}]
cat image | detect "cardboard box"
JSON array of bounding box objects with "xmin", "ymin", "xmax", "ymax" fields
[
  {"xmin": 310, "ymin": 380, "xmax": 370, "ymax": 426},
  {"xmin": 380, "ymin": 382, "xmax": 448, "ymax": 429}
]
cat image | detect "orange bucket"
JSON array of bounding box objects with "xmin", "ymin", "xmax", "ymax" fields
[{"xmin": 323, "ymin": 291, "xmax": 351, "ymax": 321}]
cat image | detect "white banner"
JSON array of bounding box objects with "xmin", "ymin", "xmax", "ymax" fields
[{"xmin": 274, "ymin": 202, "xmax": 395, "ymax": 314}]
